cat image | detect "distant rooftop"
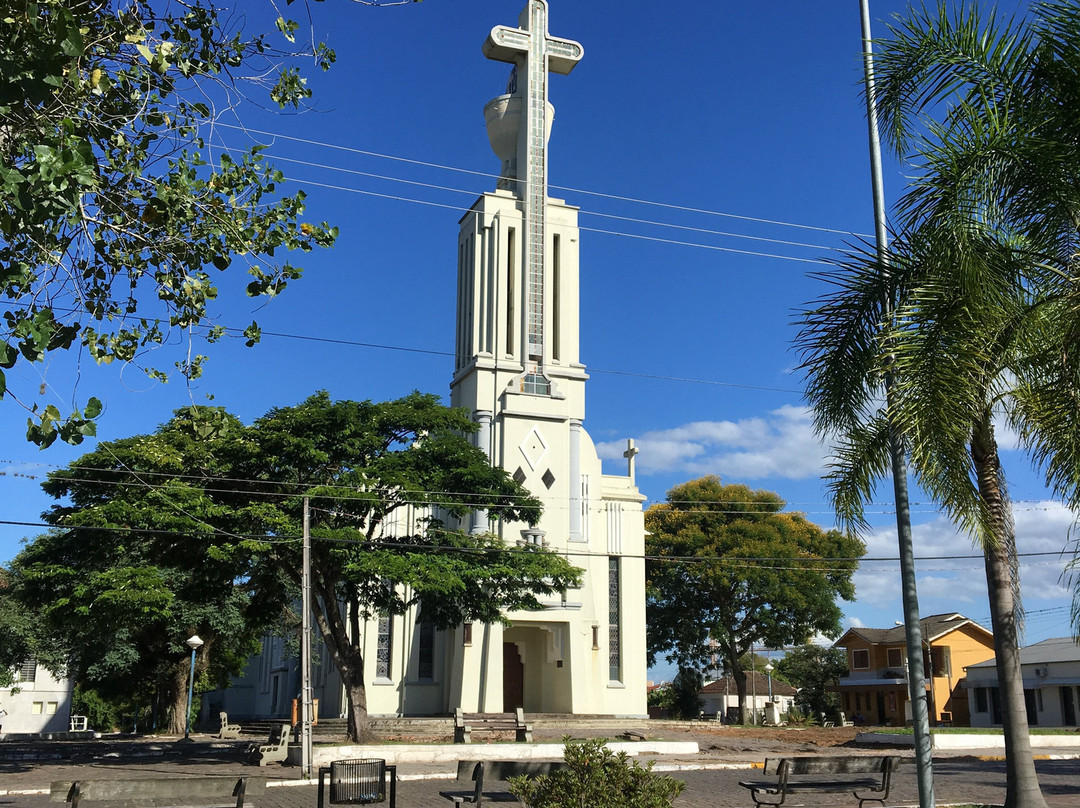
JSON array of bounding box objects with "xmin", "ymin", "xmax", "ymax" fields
[{"xmin": 967, "ymin": 636, "xmax": 1080, "ymax": 669}]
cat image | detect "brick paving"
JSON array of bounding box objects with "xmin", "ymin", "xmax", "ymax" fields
[{"xmin": 1, "ymin": 729, "xmax": 1079, "ymax": 807}]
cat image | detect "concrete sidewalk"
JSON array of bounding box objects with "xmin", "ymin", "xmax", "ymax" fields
[{"xmin": 2, "ymin": 729, "xmax": 1079, "ymax": 807}]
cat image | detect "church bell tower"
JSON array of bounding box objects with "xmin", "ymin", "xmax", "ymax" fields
[
  {"xmin": 448, "ymin": 2, "xmax": 646, "ymax": 718},
  {"xmin": 450, "ymin": 0, "xmax": 587, "ymax": 542}
]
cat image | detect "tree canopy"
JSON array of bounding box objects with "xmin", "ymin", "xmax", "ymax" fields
[
  {"xmin": 1, "ymin": 0, "xmax": 337, "ymax": 446},
  {"xmin": 226, "ymin": 391, "xmax": 582, "ymax": 740},
  {"xmin": 11, "ymin": 407, "xmax": 279, "ymax": 733},
  {"xmin": 644, "ymin": 475, "xmax": 863, "ymax": 724},
  {"xmin": 773, "ymin": 644, "xmax": 846, "ymax": 720},
  {"xmin": 9, "ymin": 391, "xmax": 581, "ymax": 738}
]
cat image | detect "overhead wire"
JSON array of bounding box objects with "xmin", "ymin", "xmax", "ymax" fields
[
  {"xmin": 6, "ymin": 457, "xmax": 1078, "ymax": 518},
  {"xmin": 211, "ymin": 122, "xmax": 872, "ymax": 239},
  {"xmin": 0, "ymin": 516, "xmax": 1070, "ymax": 574}
]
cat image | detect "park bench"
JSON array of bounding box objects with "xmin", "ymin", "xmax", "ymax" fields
[
  {"xmin": 50, "ymin": 776, "xmax": 265, "ymax": 808},
  {"xmin": 217, "ymin": 710, "xmax": 243, "ymax": 739},
  {"xmin": 440, "ymin": 760, "xmax": 565, "ymax": 807},
  {"xmin": 249, "ymin": 721, "xmax": 290, "ymax": 766},
  {"xmin": 453, "ymin": 707, "xmax": 532, "ymax": 743},
  {"xmin": 739, "ymin": 755, "xmax": 903, "ymax": 808},
  {"xmin": 318, "ymin": 758, "xmax": 397, "ymax": 808}
]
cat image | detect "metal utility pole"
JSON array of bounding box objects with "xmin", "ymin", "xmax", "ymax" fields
[
  {"xmin": 858, "ymin": 2, "xmax": 935, "ymax": 806},
  {"xmin": 301, "ymin": 497, "xmax": 314, "ymax": 779}
]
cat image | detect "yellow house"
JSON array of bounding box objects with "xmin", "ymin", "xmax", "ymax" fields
[{"xmin": 832, "ymin": 613, "xmax": 994, "ymax": 727}]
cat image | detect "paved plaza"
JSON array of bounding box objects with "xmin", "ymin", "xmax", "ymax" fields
[{"xmin": 2, "ymin": 725, "xmax": 1079, "ymax": 807}]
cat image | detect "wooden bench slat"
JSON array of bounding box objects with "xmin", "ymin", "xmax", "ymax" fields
[{"xmin": 741, "ymin": 755, "xmax": 902, "ymax": 808}]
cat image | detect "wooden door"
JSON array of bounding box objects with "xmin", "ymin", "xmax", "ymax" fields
[{"xmin": 503, "ymin": 643, "xmax": 524, "ymax": 711}]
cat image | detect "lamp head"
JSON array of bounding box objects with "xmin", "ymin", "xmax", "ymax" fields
[{"xmin": 185, "ymin": 635, "xmax": 204, "ymax": 651}]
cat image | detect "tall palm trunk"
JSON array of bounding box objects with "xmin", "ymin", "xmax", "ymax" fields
[{"xmin": 972, "ymin": 416, "xmax": 1048, "ymax": 808}]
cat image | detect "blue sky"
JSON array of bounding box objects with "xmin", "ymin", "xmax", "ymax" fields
[{"xmin": 3, "ymin": 0, "xmax": 1075, "ymax": 682}]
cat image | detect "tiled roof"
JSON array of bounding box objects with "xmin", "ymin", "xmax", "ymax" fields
[
  {"xmin": 835, "ymin": 612, "xmax": 992, "ymax": 647},
  {"xmin": 701, "ymin": 672, "xmax": 798, "ymax": 697}
]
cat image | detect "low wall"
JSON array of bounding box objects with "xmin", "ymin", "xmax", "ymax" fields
[
  {"xmin": 290, "ymin": 740, "xmax": 699, "ymax": 768},
  {"xmin": 857, "ymin": 731, "xmax": 1080, "ymax": 749}
]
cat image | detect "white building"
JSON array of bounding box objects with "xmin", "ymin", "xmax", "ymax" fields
[
  {"xmin": 699, "ymin": 673, "xmax": 798, "ymax": 723},
  {"xmin": 208, "ymin": 1, "xmax": 647, "ymax": 722},
  {"xmin": 965, "ymin": 637, "xmax": 1080, "ymax": 728},
  {"xmin": 1, "ymin": 658, "xmax": 73, "ymax": 736}
]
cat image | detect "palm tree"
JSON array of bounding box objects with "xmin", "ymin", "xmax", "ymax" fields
[{"xmin": 800, "ymin": 4, "xmax": 1080, "ymax": 807}]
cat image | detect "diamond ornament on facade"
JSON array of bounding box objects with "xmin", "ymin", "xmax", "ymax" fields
[{"xmin": 519, "ymin": 425, "xmax": 548, "ymax": 470}]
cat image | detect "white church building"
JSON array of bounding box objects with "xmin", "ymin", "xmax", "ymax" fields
[{"xmin": 208, "ymin": 1, "xmax": 647, "ymax": 722}]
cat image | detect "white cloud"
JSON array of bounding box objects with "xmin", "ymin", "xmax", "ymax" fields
[
  {"xmin": 851, "ymin": 502, "xmax": 1077, "ymax": 629},
  {"xmin": 597, "ymin": 405, "xmax": 828, "ymax": 481}
]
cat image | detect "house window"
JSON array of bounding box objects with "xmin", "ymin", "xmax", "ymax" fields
[
  {"xmin": 608, "ymin": 557, "xmax": 621, "ymax": 683},
  {"xmin": 17, "ymin": 658, "xmax": 37, "ymax": 683},
  {"xmin": 31, "ymin": 702, "xmax": 43, "ymax": 714},
  {"xmin": 46, "ymin": 702, "xmax": 58, "ymax": 714},
  {"xmin": 887, "ymin": 648, "xmax": 903, "ymax": 668},
  {"xmin": 852, "ymin": 649, "xmax": 870, "ymax": 670},
  {"xmin": 418, "ymin": 619, "xmax": 435, "ymax": 682},
  {"xmin": 462, "ymin": 622, "xmax": 473, "ymax": 646},
  {"xmin": 975, "ymin": 687, "xmax": 988, "ymax": 713}
]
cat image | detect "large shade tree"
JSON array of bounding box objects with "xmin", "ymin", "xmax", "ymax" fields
[
  {"xmin": 10, "ymin": 392, "xmax": 581, "ymax": 740},
  {"xmin": 1, "ymin": 0, "xmax": 337, "ymax": 446},
  {"xmin": 11, "ymin": 407, "xmax": 283, "ymax": 734},
  {"xmin": 224, "ymin": 392, "xmax": 582, "ymax": 741},
  {"xmin": 798, "ymin": 4, "xmax": 1080, "ymax": 806},
  {"xmin": 645, "ymin": 476, "xmax": 864, "ymax": 724}
]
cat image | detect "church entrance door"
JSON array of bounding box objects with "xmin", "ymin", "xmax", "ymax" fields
[{"xmin": 503, "ymin": 643, "xmax": 524, "ymax": 711}]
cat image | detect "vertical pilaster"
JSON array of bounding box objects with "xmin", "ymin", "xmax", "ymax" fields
[
  {"xmin": 569, "ymin": 418, "xmax": 582, "ymax": 541},
  {"xmin": 472, "ymin": 410, "xmax": 493, "ymax": 534}
]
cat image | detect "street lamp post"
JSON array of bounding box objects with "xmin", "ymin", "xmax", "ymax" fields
[
  {"xmin": 184, "ymin": 635, "xmax": 204, "ymax": 741},
  {"xmin": 765, "ymin": 661, "xmax": 774, "ymax": 702}
]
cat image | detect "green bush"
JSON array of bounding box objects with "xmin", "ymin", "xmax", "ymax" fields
[{"xmin": 510, "ymin": 737, "xmax": 685, "ymax": 808}]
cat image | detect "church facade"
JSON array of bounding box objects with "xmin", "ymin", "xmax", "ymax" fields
[{"xmin": 206, "ymin": 1, "xmax": 647, "ymax": 722}]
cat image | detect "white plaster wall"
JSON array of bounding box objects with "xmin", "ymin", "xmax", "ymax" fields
[{"xmin": 2, "ymin": 664, "xmax": 72, "ymax": 734}]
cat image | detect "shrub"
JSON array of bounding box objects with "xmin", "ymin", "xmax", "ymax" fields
[{"xmin": 510, "ymin": 737, "xmax": 685, "ymax": 808}]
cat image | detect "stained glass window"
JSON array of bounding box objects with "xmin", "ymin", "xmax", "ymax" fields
[{"xmin": 608, "ymin": 557, "xmax": 621, "ymax": 682}]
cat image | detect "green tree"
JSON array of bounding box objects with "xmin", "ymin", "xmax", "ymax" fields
[
  {"xmin": 0, "ymin": 567, "xmax": 37, "ymax": 690},
  {"xmin": 669, "ymin": 667, "xmax": 703, "ymax": 720},
  {"xmin": 0, "ymin": 0, "xmax": 337, "ymax": 446},
  {"xmin": 10, "ymin": 407, "xmax": 278, "ymax": 734},
  {"xmin": 9, "ymin": 392, "xmax": 582, "ymax": 740},
  {"xmin": 223, "ymin": 392, "xmax": 582, "ymax": 741},
  {"xmin": 798, "ymin": 4, "xmax": 1080, "ymax": 807},
  {"xmin": 773, "ymin": 644, "xmax": 846, "ymax": 720},
  {"xmin": 645, "ymin": 476, "xmax": 863, "ymax": 725}
]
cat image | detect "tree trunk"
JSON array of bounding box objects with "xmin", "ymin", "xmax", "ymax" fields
[
  {"xmin": 166, "ymin": 662, "xmax": 190, "ymax": 736},
  {"xmin": 312, "ymin": 585, "xmax": 373, "ymax": 743},
  {"xmin": 972, "ymin": 417, "xmax": 1048, "ymax": 808},
  {"xmin": 732, "ymin": 664, "xmax": 748, "ymax": 725}
]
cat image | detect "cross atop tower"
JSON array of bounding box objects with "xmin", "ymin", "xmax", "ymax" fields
[{"xmin": 483, "ymin": 1, "xmax": 582, "ymax": 394}]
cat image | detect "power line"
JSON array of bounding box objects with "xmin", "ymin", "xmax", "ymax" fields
[
  {"xmin": 275, "ymin": 176, "xmax": 834, "ymax": 266},
  {"xmin": 0, "ymin": 517, "xmax": 1071, "ymax": 573},
  {"xmin": 219, "ymin": 147, "xmax": 840, "ymax": 254},
  {"xmin": 211, "ymin": 123, "xmax": 872, "ymax": 239}
]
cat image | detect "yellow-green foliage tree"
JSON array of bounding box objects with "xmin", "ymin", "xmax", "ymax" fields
[{"xmin": 645, "ymin": 475, "xmax": 864, "ymax": 724}]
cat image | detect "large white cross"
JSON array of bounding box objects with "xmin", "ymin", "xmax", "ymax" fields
[{"xmin": 483, "ymin": 2, "xmax": 582, "ymax": 391}]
